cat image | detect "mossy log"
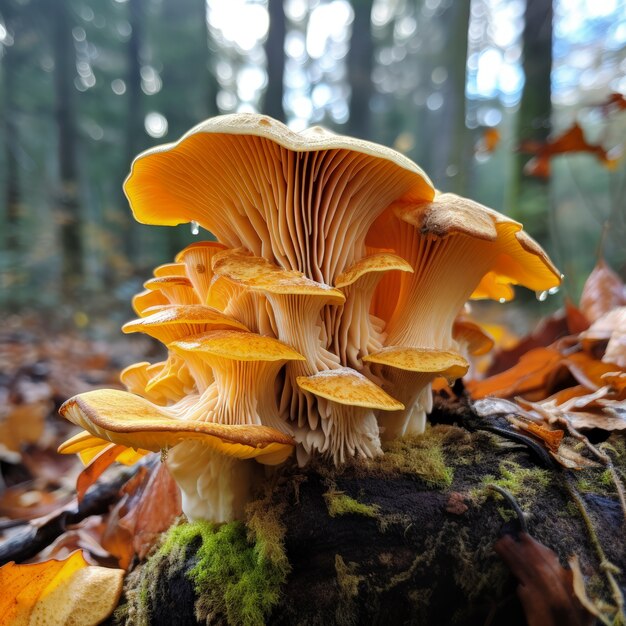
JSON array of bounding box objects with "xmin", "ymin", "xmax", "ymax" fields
[{"xmin": 114, "ymin": 404, "xmax": 626, "ymax": 626}]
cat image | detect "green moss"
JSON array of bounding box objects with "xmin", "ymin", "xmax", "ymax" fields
[
  {"xmin": 324, "ymin": 489, "xmax": 380, "ymax": 518},
  {"xmin": 476, "ymin": 459, "xmax": 550, "ymax": 505},
  {"xmin": 334, "ymin": 555, "xmax": 364, "ymax": 626},
  {"xmin": 374, "ymin": 425, "xmax": 455, "ymax": 488},
  {"xmin": 127, "ymin": 500, "xmax": 290, "ymax": 626}
]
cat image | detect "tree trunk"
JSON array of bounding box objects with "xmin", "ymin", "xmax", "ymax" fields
[
  {"xmin": 509, "ymin": 0, "xmax": 553, "ymax": 239},
  {"xmin": 429, "ymin": 1, "xmax": 471, "ymax": 194},
  {"xmin": 264, "ymin": 0, "xmax": 286, "ymax": 122},
  {"xmin": 119, "ymin": 0, "xmax": 143, "ymax": 267},
  {"xmin": 347, "ymin": 0, "xmax": 375, "ymax": 139},
  {"xmin": 119, "ymin": 404, "xmax": 626, "ymax": 626},
  {"xmin": 53, "ymin": 0, "xmax": 83, "ymax": 296}
]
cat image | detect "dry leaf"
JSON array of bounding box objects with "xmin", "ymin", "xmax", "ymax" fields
[
  {"xmin": 521, "ymin": 123, "xmax": 619, "ymax": 179},
  {"xmin": 0, "ymin": 401, "xmax": 50, "ymax": 452},
  {"xmin": 494, "ymin": 533, "xmax": 594, "ymax": 626},
  {"xmin": 468, "ymin": 347, "xmax": 562, "ymax": 399},
  {"xmin": 579, "ymin": 260, "xmax": 626, "ymax": 324},
  {"xmin": 0, "ymin": 550, "xmax": 124, "ymax": 626},
  {"xmin": 76, "ymin": 444, "xmax": 128, "ymax": 502}
]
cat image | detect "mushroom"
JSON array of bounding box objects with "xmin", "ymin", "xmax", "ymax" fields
[
  {"xmin": 58, "ymin": 113, "xmax": 561, "ymax": 523},
  {"xmin": 59, "ymin": 388, "xmax": 295, "ymax": 521},
  {"xmin": 210, "ymin": 248, "xmax": 345, "ymax": 429},
  {"xmin": 175, "ymin": 241, "xmax": 227, "ymax": 303},
  {"xmin": 363, "ymin": 347, "xmax": 468, "ymax": 438},
  {"xmin": 332, "ymin": 252, "xmax": 413, "ymax": 370},
  {"xmin": 296, "ymin": 368, "xmax": 403, "ymax": 464},
  {"xmin": 122, "ymin": 304, "xmax": 248, "ymax": 391},
  {"xmin": 124, "ymin": 113, "xmax": 434, "ymax": 285}
]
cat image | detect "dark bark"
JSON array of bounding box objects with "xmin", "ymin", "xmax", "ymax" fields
[
  {"xmin": 124, "ymin": 404, "xmax": 625, "ymax": 626},
  {"xmin": 53, "ymin": 0, "xmax": 83, "ymax": 294},
  {"xmin": 264, "ymin": 0, "xmax": 286, "ymax": 122},
  {"xmin": 347, "ymin": 0, "xmax": 375, "ymax": 139}
]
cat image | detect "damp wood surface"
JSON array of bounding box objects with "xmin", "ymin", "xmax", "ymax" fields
[{"xmin": 113, "ymin": 398, "xmax": 626, "ymax": 626}]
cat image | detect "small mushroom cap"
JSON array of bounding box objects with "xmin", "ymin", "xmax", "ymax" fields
[
  {"xmin": 58, "ymin": 430, "xmax": 147, "ymax": 465},
  {"xmin": 143, "ymin": 275, "xmax": 195, "ymax": 291},
  {"xmin": 334, "ymin": 253, "xmax": 413, "ymax": 288},
  {"xmin": 363, "ymin": 346, "xmax": 469, "ymax": 378},
  {"xmin": 453, "ymin": 318, "xmax": 495, "ymax": 356},
  {"xmin": 59, "ymin": 389, "xmax": 295, "ymax": 463},
  {"xmin": 153, "ymin": 263, "xmax": 188, "ymax": 277},
  {"xmin": 212, "ymin": 249, "xmax": 345, "ymax": 304},
  {"xmin": 296, "ymin": 367, "xmax": 404, "ymax": 410},
  {"xmin": 124, "ymin": 113, "xmax": 434, "ymax": 228},
  {"xmin": 132, "ymin": 289, "xmax": 169, "ymax": 316},
  {"xmin": 170, "ymin": 329, "xmax": 306, "ymax": 363},
  {"xmin": 122, "ymin": 304, "xmax": 249, "ymax": 336},
  {"xmin": 174, "ymin": 240, "xmax": 228, "ymax": 263}
]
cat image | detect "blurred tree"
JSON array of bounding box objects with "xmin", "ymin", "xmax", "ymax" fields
[
  {"xmin": 1, "ymin": 0, "xmax": 21, "ymax": 257},
  {"xmin": 347, "ymin": 0, "xmax": 374, "ymax": 139},
  {"xmin": 429, "ymin": 0, "xmax": 471, "ymax": 194},
  {"xmin": 264, "ymin": 0, "xmax": 286, "ymax": 122},
  {"xmin": 52, "ymin": 0, "xmax": 83, "ymax": 295},
  {"xmin": 510, "ymin": 0, "xmax": 553, "ymax": 242}
]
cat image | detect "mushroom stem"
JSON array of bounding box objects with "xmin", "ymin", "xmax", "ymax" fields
[
  {"xmin": 384, "ymin": 231, "xmax": 497, "ymax": 350},
  {"xmin": 167, "ymin": 441, "xmax": 258, "ymax": 522}
]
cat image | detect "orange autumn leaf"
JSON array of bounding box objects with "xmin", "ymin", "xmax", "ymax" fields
[
  {"xmin": 0, "ymin": 551, "xmax": 124, "ymax": 626},
  {"xmin": 579, "ymin": 259, "xmax": 626, "ymax": 324},
  {"xmin": 76, "ymin": 444, "xmax": 128, "ymax": 502},
  {"xmin": 521, "ymin": 123, "xmax": 619, "ymax": 179},
  {"xmin": 522, "ymin": 421, "xmax": 564, "ymax": 453},
  {"xmin": 467, "ymin": 347, "xmax": 562, "ymax": 399},
  {"xmin": 475, "ymin": 127, "xmax": 501, "ymax": 155},
  {"xmin": 102, "ymin": 462, "xmax": 182, "ymax": 568},
  {"xmin": 601, "ymin": 92, "xmax": 626, "ymax": 114},
  {"xmin": 563, "ymin": 351, "xmax": 624, "ymax": 390}
]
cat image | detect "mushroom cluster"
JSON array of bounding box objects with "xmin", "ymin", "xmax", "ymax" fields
[{"xmin": 59, "ymin": 114, "xmax": 561, "ymax": 522}]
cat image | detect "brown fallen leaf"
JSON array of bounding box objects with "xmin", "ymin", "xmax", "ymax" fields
[
  {"xmin": 468, "ymin": 347, "xmax": 563, "ymax": 399},
  {"xmin": 0, "ymin": 401, "xmax": 50, "ymax": 453},
  {"xmin": 520, "ymin": 123, "xmax": 619, "ymax": 179},
  {"xmin": 0, "ymin": 550, "xmax": 124, "ymax": 626},
  {"xmin": 494, "ymin": 533, "xmax": 594, "ymax": 626},
  {"xmin": 579, "ymin": 260, "xmax": 626, "ymax": 325}
]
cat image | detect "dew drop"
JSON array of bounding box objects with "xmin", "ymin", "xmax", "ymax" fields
[
  {"xmin": 498, "ymin": 297, "xmax": 506, "ymax": 304},
  {"xmin": 190, "ymin": 220, "xmax": 200, "ymax": 235},
  {"xmin": 535, "ymin": 290, "xmax": 548, "ymax": 302},
  {"xmin": 548, "ymin": 285, "xmax": 560, "ymax": 295}
]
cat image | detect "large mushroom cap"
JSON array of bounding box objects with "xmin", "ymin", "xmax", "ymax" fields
[
  {"xmin": 59, "ymin": 389, "xmax": 295, "ymax": 462},
  {"xmin": 125, "ymin": 114, "xmax": 433, "ymax": 226}
]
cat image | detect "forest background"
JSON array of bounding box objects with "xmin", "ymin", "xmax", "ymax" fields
[{"xmin": 0, "ymin": 0, "xmax": 625, "ymax": 338}]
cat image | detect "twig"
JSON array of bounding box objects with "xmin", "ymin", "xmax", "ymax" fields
[
  {"xmin": 564, "ymin": 476, "xmax": 625, "ymax": 623},
  {"xmin": 554, "ymin": 416, "xmax": 626, "ymax": 523},
  {"xmin": 0, "ymin": 463, "xmax": 140, "ymax": 565},
  {"xmin": 486, "ymin": 484, "xmax": 529, "ymax": 534}
]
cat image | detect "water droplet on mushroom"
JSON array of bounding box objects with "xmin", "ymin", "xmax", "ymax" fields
[
  {"xmin": 548, "ymin": 285, "xmax": 560, "ymax": 295},
  {"xmin": 190, "ymin": 220, "xmax": 199, "ymax": 235},
  {"xmin": 498, "ymin": 297, "xmax": 506, "ymax": 304},
  {"xmin": 535, "ymin": 290, "xmax": 548, "ymax": 301}
]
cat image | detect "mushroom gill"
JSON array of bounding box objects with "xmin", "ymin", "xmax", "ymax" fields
[{"xmin": 58, "ymin": 113, "xmax": 561, "ymax": 523}]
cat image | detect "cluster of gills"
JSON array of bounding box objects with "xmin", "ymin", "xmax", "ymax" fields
[{"xmin": 59, "ymin": 114, "xmax": 560, "ymax": 522}]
